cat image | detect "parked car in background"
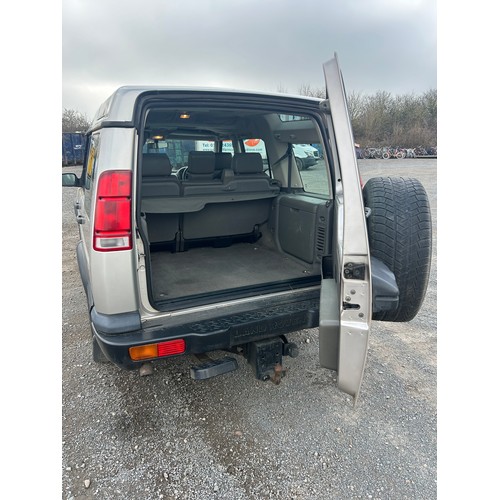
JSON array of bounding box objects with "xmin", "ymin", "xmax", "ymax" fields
[{"xmin": 293, "ymin": 144, "xmax": 319, "ymax": 170}]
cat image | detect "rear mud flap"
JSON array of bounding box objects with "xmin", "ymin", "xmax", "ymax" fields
[{"xmin": 371, "ymin": 257, "xmax": 399, "ymax": 314}]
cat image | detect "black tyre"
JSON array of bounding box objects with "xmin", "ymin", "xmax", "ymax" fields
[
  {"xmin": 92, "ymin": 336, "xmax": 110, "ymax": 363},
  {"xmin": 295, "ymin": 157, "xmax": 304, "ymax": 170},
  {"xmin": 363, "ymin": 177, "xmax": 432, "ymax": 322}
]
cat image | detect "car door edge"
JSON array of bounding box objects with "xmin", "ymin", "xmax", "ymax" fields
[{"xmin": 321, "ymin": 53, "xmax": 372, "ymax": 403}]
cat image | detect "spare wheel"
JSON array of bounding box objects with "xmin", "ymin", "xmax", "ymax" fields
[{"xmin": 363, "ymin": 176, "xmax": 432, "ymax": 322}]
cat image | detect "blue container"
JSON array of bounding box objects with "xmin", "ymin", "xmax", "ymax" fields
[{"xmin": 62, "ymin": 133, "xmax": 87, "ymax": 165}]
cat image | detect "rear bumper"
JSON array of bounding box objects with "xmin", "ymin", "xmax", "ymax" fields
[{"xmin": 92, "ymin": 294, "xmax": 320, "ymax": 370}]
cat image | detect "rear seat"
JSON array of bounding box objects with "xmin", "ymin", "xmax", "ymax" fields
[
  {"xmin": 182, "ymin": 152, "xmax": 280, "ymax": 242},
  {"xmin": 182, "ymin": 151, "xmax": 223, "ymax": 197},
  {"xmin": 142, "ymin": 153, "xmax": 181, "ymax": 196},
  {"xmin": 214, "ymin": 152, "xmax": 232, "ymax": 179},
  {"xmin": 141, "ymin": 153, "xmax": 181, "ymax": 245},
  {"xmin": 221, "ymin": 153, "xmax": 279, "ymax": 193},
  {"xmin": 233, "ymin": 152, "xmax": 265, "ymax": 175},
  {"xmin": 183, "ymin": 151, "xmax": 217, "ymax": 181},
  {"xmin": 140, "ymin": 151, "xmax": 282, "ymax": 248}
]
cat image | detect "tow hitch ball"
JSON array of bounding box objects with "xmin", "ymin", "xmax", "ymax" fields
[{"xmin": 243, "ymin": 336, "xmax": 299, "ymax": 384}]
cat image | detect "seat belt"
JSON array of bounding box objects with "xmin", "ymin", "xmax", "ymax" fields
[{"xmin": 271, "ymin": 143, "xmax": 293, "ymax": 193}]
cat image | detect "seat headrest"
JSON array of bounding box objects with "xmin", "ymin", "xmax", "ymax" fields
[
  {"xmin": 232, "ymin": 153, "xmax": 264, "ymax": 174},
  {"xmin": 214, "ymin": 152, "xmax": 232, "ymax": 171},
  {"xmin": 142, "ymin": 153, "xmax": 173, "ymax": 176},
  {"xmin": 188, "ymin": 151, "xmax": 215, "ymax": 174}
]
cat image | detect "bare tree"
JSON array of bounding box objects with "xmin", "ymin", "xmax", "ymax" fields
[
  {"xmin": 344, "ymin": 88, "xmax": 437, "ymax": 147},
  {"xmin": 297, "ymin": 84, "xmax": 326, "ymax": 99},
  {"xmin": 276, "ymin": 83, "xmax": 288, "ymax": 94},
  {"xmin": 62, "ymin": 108, "xmax": 91, "ymax": 133},
  {"xmin": 346, "ymin": 90, "xmax": 366, "ymax": 121}
]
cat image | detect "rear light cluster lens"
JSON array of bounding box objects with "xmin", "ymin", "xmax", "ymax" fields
[
  {"xmin": 129, "ymin": 339, "xmax": 186, "ymax": 361},
  {"xmin": 93, "ymin": 170, "xmax": 132, "ymax": 251}
]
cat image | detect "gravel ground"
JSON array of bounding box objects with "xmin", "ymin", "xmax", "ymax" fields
[{"xmin": 61, "ymin": 159, "xmax": 437, "ymax": 499}]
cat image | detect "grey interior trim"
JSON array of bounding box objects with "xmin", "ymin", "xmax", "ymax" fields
[{"xmin": 141, "ymin": 191, "xmax": 279, "ymax": 213}]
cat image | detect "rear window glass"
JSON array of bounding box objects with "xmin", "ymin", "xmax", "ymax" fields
[
  {"xmin": 279, "ymin": 114, "xmax": 311, "ymax": 122},
  {"xmin": 295, "ymin": 144, "xmax": 330, "ymax": 196}
]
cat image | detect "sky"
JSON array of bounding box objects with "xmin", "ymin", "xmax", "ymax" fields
[{"xmin": 62, "ymin": 0, "xmax": 437, "ymax": 118}]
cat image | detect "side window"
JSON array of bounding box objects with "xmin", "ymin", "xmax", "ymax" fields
[
  {"xmin": 143, "ymin": 138, "xmax": 198, "ymax": 170},
  {"xmin": 295, "ymin": 143, "xmax": 330, "ymax": 196},
  {"xmin": 194, "ymin": 140, "xmax": 216, "ymax": 153},
  {"xmin": 198, "ymin": 140, "xmax": 233, "ymax": 154},
  {"xmin": 84, "ymin": 133, "xmax": 100, "ymax": 216},
  {"xmin": 143, "ymin": 138, "xmax": 170, "ymax": 155}
]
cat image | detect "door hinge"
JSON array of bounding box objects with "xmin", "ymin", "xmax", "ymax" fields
[
  {"xmin": 319, "ymin": 99, "xmax": 330, "ymax": 111},
  {"xmin": 343, "ymin": 262, "xmax": 366, "ymax": 280}
]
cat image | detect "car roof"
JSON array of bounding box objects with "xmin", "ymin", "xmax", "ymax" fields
[{"xmin": 91, "ymin": 85, "xmax": 323, "ymax": 129}]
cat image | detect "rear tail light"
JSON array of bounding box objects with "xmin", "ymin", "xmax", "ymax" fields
[
  {"xmin": 93, "ymin": 170, "xmax": 132, "ymax": 251},
  {"xmin": 129, "ymin": 339, "xmax": 186, "ymax": 361}
]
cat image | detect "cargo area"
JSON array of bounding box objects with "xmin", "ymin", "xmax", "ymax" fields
[
  {"xmin": 142, "ymin": 188, "xmax": 332, "ymax": 310},
  {"xmin": 136, "ymin": 96, "xmax": 334, "ymax": 311},
  {"xmin": 149, "ymin": 234, "xmax": 321, "ymax": 308}
]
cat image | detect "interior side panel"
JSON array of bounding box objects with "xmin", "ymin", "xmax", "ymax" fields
[{"xmin": 273, "ymin": 194, "xmax": 332, "ymax": 265}]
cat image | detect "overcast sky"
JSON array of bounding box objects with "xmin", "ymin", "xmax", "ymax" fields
[{"xmin": 62, "ymin": 0, "xmax": 437, "ymax": 118}]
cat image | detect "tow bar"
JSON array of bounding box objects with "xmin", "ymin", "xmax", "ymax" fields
[
  {"xmin": 189, "ymin": 336, "xmax": 299, "ymax": 383},
  {"xmin": 243, "ymin": 335, "xmax": 299, "ymax": 384}
]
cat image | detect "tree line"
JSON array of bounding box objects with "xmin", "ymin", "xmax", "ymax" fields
[
  {"xmin": 62, "ymin": 108, "xmax": 91, "ymax": 133},
  {"xmin": 63, "ymin": 87, "xmax": 437, "ymax": 149},
  {"xmin": 347, "ymin": 89, "xmax": 436, "ymax": 148},
  {"xmin": 292, "ymin": 83, "xmax": 436, "ymax": 148}
]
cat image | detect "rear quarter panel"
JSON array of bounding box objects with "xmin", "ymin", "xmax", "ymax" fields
[{"xmin": 88, "ymin": 127, "xmax": 140, "ymax": 315}]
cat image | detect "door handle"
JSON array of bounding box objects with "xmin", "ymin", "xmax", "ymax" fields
[{"xmin": 74, "ymin": 201, "xmax": 81, "ymax": 216}]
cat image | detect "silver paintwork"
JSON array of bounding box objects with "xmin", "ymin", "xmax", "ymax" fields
[{"xmin": 322, "ymin": 54, "xmax": 372, "ymax": 403}]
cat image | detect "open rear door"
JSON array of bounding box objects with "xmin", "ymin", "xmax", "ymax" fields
[{"xmin": 319, "ymin": 54, "xmax": 371, "ymax": 404}]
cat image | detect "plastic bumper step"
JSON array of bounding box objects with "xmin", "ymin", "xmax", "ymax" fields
[{"xmin": 190, "ymin": 355, "xmax": 238, "ymax": 380}]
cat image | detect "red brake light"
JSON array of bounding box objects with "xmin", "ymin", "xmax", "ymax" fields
[
  {"xmin": 157, "ymin": 339, "xmax": 186, "ymax": 357},
  {"xmin": 93, "ymin": 170, "xmax": 132, "ymax": 251},
  {"xmin": 129, "ymin": 339, "xmax": 186, "ymax": 361}
]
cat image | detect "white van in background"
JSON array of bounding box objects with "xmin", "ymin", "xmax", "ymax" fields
[{"xmin": 293, "ymin": 144, "xmax": 320, "ymax": 170}]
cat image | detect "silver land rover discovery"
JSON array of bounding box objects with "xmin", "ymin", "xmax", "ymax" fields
[{"xmin": 62, "ymin": 54, "xmax": 432, "ymax": 403}]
